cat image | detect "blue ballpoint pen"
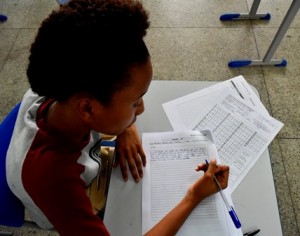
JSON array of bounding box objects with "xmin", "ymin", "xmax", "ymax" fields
[{"xmin": 205, "ymin": 160, "xmax": 241, "ymax": 229}]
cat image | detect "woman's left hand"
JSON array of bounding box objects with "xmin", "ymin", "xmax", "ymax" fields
[{"xmin": 114, "ymin": 124, "xmax": 146, "ymax": 182}]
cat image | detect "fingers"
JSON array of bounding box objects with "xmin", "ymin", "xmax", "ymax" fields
[
  {"xmin": 195, "ymin": 163, "xmax": 207, "ymax": 172},
  {"xmin": 205, "ymin": 159, "xmax": 218, "ymax": 179},
  {"xmin": 195, "ymin": 159, "xmax": 229, "ymax": 189},
  {"xmin": 195, "ymin": 159, "xmax": 229, "ymax": 174},
  {"xmin": 216, "ymin": 165, "xmax": 230, "ymax": 173},
  {"xmin": 118, "ymin": 154, "xmax": 128, "ymax": 181},
  {"xmin": 195, "ymin": 159, "xmax": 217, "ymax": 173},
  {"xmin": 115, "ymin": 125, "xmax": 146, "ymax": 183},
  {"xmin": 127, "ymin": 151, "xmax": 144, "ymax": 183},
  {"xmin": 137, "ymin": 144, "xmax": 147, "ymax": 167},
  {"xmin": 117, "ymin": 149, "xmax": 145, "ymax": 183},
  {"xmin": 113, "ymin": 156, "xmax": 119, "ymax": 168},
  {"xmin": 215, "ymin": 165, "xmax": 230, "ymax": 189}
]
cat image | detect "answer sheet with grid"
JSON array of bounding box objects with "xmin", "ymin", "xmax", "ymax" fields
[{"xmin": 163, "ymin": 76, "xmax": 283, "ymax": 192}]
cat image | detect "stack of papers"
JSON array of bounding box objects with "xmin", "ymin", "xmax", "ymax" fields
[
  {"xmin": 162, "ymin": 75, "xmax": 283, "ymax": 192},
  {"xmin": 141, "ymin": 75, "xmax": 283, "ymax": 235}
]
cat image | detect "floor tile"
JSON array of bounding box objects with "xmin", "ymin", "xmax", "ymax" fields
[
  {"xmin": 0, "ymin": 29, "xmax": 36, "ymax": 122},
  {"xmin": 269, "ymin": 140, "xmax": 300, "ymax": 236},
  {"xmin": 0, "ymin": 210, "xmax": 58, "ymax": 235},
  {"xmin": 145, "ymin": 27, "xmax": 272, "ymax": 112},
  {"xmin": 253, "ymin": 27, "xmax": 300, "ymax": 138},
  {"xmin": 146, "ymin": 27, "xmax": 259, "ymax": 81},
  {"xmin": 23, "ymin": 0, "xmax": 58, "ymax": 29},
  {"xmin": 246, "ymin": 0, "xmax": 300, "ymax": 28},
  {"xmin": 143, "ymin": 0, "xmax": 252, "ymax": 28},
  {"xmin": 278, "ymin": 139, "xmax": 300, "ymax": 235},
  {"xmin": 0, "ymin": 0, "xmax": 34, "ymax": 29},
  {"xmin": 0, "ymin": 29, "xmax": 19, "ymax": 70},
  {"xmin": 0, "ymin": 225, "xmax": 58, "ymax": 236}
]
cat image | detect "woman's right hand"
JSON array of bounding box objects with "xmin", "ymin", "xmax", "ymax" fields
[{"xmin": 186, "ymin": 159, "xmax": 230, "ymax": 206}]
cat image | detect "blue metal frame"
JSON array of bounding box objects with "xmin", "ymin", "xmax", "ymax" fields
[{"xmin": 221, "ymin": 0, "xmax": 300, "ymax": 67}]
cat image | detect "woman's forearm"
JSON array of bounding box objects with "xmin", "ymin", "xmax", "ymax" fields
[{"xmin": 144, "ymin": 195, "xmax": 201, "ymax": 236}]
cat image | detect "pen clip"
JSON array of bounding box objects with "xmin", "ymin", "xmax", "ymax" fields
[{"xmin": 229, "ymin": 207, "xmax": 241, "ymax": 229}]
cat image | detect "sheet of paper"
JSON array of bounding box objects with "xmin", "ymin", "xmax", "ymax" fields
[
  {"xmin": 162, "ymin": 75, "xmax": 269, "ymax": 131},
  {"xmin": 142, "ymin": 130, "xmax": 242, "ymax": 236},
  {"xmin": 162, "ymin": 76, "xmax": 283, "ymax": 192}
]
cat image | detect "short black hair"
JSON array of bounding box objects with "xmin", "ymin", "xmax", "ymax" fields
[{"xmin": 27, "ymin": 0, "xmax": 150, "ymax": 105}]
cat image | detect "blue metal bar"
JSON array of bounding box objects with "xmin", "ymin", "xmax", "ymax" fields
[
  {"xmin": 224, "ymin": 0, "xmax": 300, "ymax": 67},
  {"xmin": 220, "ymin": 0, "xmax": 270, "ymax": 21}
]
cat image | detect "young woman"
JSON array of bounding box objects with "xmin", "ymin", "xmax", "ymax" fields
[{"xmin": 6, "ymin": 1, "xmax": 229, "ymax": 235}]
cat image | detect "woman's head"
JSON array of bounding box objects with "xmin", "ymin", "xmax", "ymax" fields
[{"xmin": 27, "ymin": 0, "xmax": 150, "ymax": 106}]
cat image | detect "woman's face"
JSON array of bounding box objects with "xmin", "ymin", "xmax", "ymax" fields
[{"xmin": 92, "ymin": 58, "xmax": 153, "ymax": 135}]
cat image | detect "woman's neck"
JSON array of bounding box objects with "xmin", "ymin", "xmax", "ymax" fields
[{"xmin": 45, "ymin": 100, "xmax": 91, "ymax": 146}]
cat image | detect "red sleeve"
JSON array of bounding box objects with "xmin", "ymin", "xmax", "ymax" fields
[{"xmin": 22, "ymin": 145, "xmax": 110, "ymax": 236}]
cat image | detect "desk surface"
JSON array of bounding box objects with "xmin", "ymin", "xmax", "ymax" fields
[{"xmin": 104, "ymin": 80, "xmax": 283, "ymax": 236}]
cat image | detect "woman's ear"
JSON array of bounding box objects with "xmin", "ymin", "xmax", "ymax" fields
[
  {"xmin": 77, "ymin": 98, "xmax": 94, "ymax": 121},
  {"xmin": 77, "ymin": 98, "xmax": 105, "ymax": 122}
]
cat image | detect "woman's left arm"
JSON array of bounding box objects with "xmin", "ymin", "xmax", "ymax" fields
[{"xmin": 114, "ymin": 124, "xmax": 146, "ymax": 182}]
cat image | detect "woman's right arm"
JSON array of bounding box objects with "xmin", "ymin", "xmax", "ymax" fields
[{"xmin": 144, "ymin": 159, "xmax": 229, "ymax": 236}]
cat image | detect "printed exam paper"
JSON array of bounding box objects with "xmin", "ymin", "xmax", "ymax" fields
[
  {"xmin": 162, "ymin": 76, "xmax": 283, "ymax": 192},
  {"xmin": 142, "ymin": 130, "xmax": 242, "ymax": 236}
]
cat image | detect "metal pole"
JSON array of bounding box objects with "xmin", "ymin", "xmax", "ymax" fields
[
  {"xmin": 249, "ymin": 0, "xmax": 261, "ymax": 15},
  {"xmin": 263, "ymin": 0, "xmax": 300, "ymax": 62}
]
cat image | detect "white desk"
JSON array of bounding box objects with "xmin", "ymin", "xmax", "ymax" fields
[{"xmin": 104, "ymin": 81, "xmax": 283, "ymax": 236}]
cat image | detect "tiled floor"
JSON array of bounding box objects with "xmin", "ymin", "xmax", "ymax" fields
[{"xmin": 1, "ymin": 0, "xmax": 300, "ymax": 235}]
